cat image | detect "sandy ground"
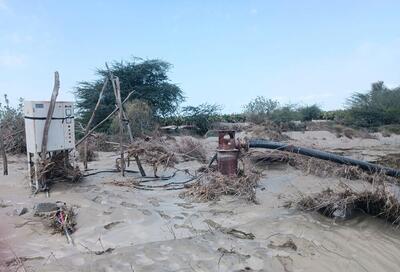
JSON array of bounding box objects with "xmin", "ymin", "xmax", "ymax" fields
[{"xmin": 1, "ymin": 131, "xmax": 400, "ymax": 271}]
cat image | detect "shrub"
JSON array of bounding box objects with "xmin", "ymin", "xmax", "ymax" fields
[
  {"xmin": 243, "ymin": 96, "xmax": 279, "ymax": 124},
  {"xmin": 345, "ymin": 81, "xmax": 400, "ymax": 127},
  {"xmin": 124, "ymin": 100, "xmax": 155, "ymax": 137},
  {"xmin": 0, "ymin": 95, "xmax": 25, "ymax": 154},
  {"xmin": 181, "ymin": 103, "xmax": 221, "ymax": 135},
  {"xmin": 111, "ymin": 100, "xmax": 156, "ymax": 137},
  {"xmin": 298, "ymin": 104, "xmax": 322, "ymax": 121},
  {"xmin": 270, "ymin": 104, "xmax": 302, "ymax": 123}
]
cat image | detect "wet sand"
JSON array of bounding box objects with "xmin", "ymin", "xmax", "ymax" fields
[{"xmin": 1, "ymin": 132, "xmax": 400, "ymax": 271}]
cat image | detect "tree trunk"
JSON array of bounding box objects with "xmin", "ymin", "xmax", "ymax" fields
[
  {"xmin": 113, "ymin": 77, "xmax": 125, "ymax": 176},
  {"xmin": 0, "ymin": 126, "xmax": 7, "ymax": 175}
]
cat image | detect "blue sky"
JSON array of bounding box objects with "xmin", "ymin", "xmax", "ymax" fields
[{"xmin": 0, "ymin": 0, "xmax": 399, "ymax": 113}]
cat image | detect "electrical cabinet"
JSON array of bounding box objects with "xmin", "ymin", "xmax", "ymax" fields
[{"xmin": 24, "ymin": 101, "xmax": 75, "ymax": 153}]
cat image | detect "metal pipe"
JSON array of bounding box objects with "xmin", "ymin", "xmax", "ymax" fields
[{"xmin": 248, "ymin": 139, "xmax": 400, "ymax": 178}]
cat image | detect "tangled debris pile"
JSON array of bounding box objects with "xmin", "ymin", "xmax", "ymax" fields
[
  {"xmin": 34, "ymin": 202, "xmax": 77, "ymax": 243},
  {"xmin": 33, "ymin": 152, "xmax": 81, "ymax": 184},
  {"xmin": 127, "ymin": 138, "xmax": 177, "ymax": 177},
  {"xmin": 249, "ymin": 150, "xmax": 399, "ymax": 184},
  {"xmin": 296, "ymin": 185, "xmax": 400, "ymax": 223},
  {"xmin": 175, "ymin": 136, "xmax": 207, "ymax": 163},
  {"xmin": 183, "ymin": 168, "xmax": 260, "ymax": 203}
]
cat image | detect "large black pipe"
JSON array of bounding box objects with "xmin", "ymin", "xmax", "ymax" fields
[{"xmin": 248, "ymin": 139, "xmax": 400, "ymax": 178}]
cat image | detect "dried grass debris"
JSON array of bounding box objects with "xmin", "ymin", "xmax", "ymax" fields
[
  {"xmin": 34, "ymin": 152, "xmax": 81, "ymax": 183},
  {"xmin": 127, "ymin": 138, "xmax": 177, "ymax": 177},
  {"xmin": 183, "ymin": 169, "xmax": 260, "ymax": 203},
  {"xmin": 175, "ymin": 136, "xmax": 207, "ymax": 162},
  {"xmin": 35, "ymin": 204, "xmax": 77, "ymax": 235},
  {"xmin": 296, "ymin": 185, "xmax": 400, "ymax": 223},
  {"xmin": 248, "ymin": 149, "xmax": 398, "ymax": 184}
]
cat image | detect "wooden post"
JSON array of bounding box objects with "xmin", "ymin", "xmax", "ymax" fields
[
  {"xmin": 0, "ymin": 126, "xmax": 8, "ymax": 175},
  {"xmin": 114, "ymin": 77, "xmax": 125, "ymax": 176},
  {"xmin": 122, "ymin": 109, "xmax": 146, "ymax": 177},
  {"xmin": 75, "ymin": 91, "xmax": 134, "ymax": 147},
  {"xmin": 83, "ymin": 78, "xmax": 109, "ymax": 170},
  {"xmin": 41, "ymin": 71, "xmax": 60, "ymax": 159}
]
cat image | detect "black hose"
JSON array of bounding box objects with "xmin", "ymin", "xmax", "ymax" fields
[{"xmin": 248, "ymin": 139, "xmax": 400, "ymax": 178}]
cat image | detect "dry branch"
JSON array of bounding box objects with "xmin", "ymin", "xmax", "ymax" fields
[
  {"xmin": 0, "ymin": 126, "xmax": 7, "ymax": 175},
  {"xmin": 75, "ymin": 91, "xmax": 134, "ymax": 147},
  {"xmin": 83, "ymin": 77, "xmax": 108, "ymax": 170},
  {"xmin": 41, "ymin": 71, "xmax": 60, "ymax": 158},
  {"xmin": 127, "ymin": 138, "xmax": 176, "ymax": 177}
]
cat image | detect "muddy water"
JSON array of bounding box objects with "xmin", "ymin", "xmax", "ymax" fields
[{"xmin": 1, "ymin": 152, "xmax": 400, "ymax": 271}]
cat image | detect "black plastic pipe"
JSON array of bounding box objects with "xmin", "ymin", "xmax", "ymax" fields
[{"xmin": 248, "ymin": 139, "xmax": 400, "ymax": 178}]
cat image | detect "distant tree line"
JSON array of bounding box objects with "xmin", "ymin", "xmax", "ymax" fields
[{"xmin": 73, "ymin": 58, "xmax": 400, "ymax": 136}]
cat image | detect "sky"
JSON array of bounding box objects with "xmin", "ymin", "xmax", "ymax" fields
[{"xmin": 0, "ymin": 0, "xmax": 399, "ymax": 113}]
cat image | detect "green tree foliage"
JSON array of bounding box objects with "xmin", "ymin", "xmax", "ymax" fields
[
  {"xmin": 0, "ymin": 95, "xmax": 25, "ymax": 154},
  {"xmin": 270, "ymin": 104, "xmax": 302, "ymax": 123},
  {"xmin": 298, "ymin": 104, "xmax": 323, "ymax": 121},
  {"xmin": 111, "ymin": 100, "xmax": 155, "ymax": 137},
  {"xmin": 346, "ymin": 81, "xmax": 400, "ymax": 127},
  {"xmin": 243, "ymin": 96, "xmax": 279, "ymax": 124},
  {"xmin": 75, "ymin": 59, "xmax": 184, "ymax": 131},
  {"xmin": 182, "ymin": 103, "xmax": 222, "ymax": 135}
]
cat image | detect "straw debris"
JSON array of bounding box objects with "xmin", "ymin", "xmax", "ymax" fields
[
  {"xmin": 33, "ymin": 152, "xmax": 81, "ymax": 183},
  {"xmin": 127, "ymin": 138, "xmax": 177, "ymax": 177},
  {"xmin": 296, "ymin": 185, "xmax": 400, "ymax": 223},
  {"xmin": 183, "ymin": 169, "xmax": 260, "ymax": 203},
  {"xmin": 175, "ymin": 136, "xmax": 207, "ymax": 162},
  {"xmin": 36, "ymin": 205, "xmax": 77, "ymax": 235},
  {"xmin": 249, "ymin": 150, "xmax": 398, "ymax": 184}
]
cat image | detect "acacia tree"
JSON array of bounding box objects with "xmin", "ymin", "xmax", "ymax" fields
[{"xmin": 75, "ymin": 59, "xmax": 184, "ymax": 131}]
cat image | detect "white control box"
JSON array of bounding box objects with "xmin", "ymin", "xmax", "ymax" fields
[{"xmin": 24, "ymin": 101, "xmax": 75, "ymax": 154}]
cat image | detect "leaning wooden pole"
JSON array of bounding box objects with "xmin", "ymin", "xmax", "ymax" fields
[
  {"xmin": 0, "ymin": 126, "xmax": 8, "ymax": 175},
  {"xmin": 41, "ymin": 71, "xmax": 60, "ymax": 159},
  {"xmin": 83, "ymin": 78, "xmax": 109, "ymax": 170},
  {"xmin": 113, "ymin": 77, "xmax": 125, "ymax": 176},
  {"xmin": 75, "ymin": 91, "xmax": 134, "ymax": 147},
  {"xmin": 122, "ymin": 107, "xmax": 146, "ymax": 177}
]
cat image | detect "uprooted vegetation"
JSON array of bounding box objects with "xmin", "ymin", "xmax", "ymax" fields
[
  {"xmin": 35, "ymin": 203, "xmax": 77, "ymax": 235},
  {"xmin": 174, "ymin": 136, "xmax": 207, "ymax": 163},
  {"xmin": 296, "ymin": 185, "xmax": 400, "ymax": 223},
  {"xmin": 33, "ymin": 152, "xmax": 82, "ymax": 185},
  {"xmin": 248, "ymin": 149, "xmax": 399, "ymax": 184},
  {"xmin": 127, "ymin": 138, "xmax": 177, "ymax": 177},
  {"xmin": 183, "ymin": 163, "xmax": 261, "ymax": 203}
]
